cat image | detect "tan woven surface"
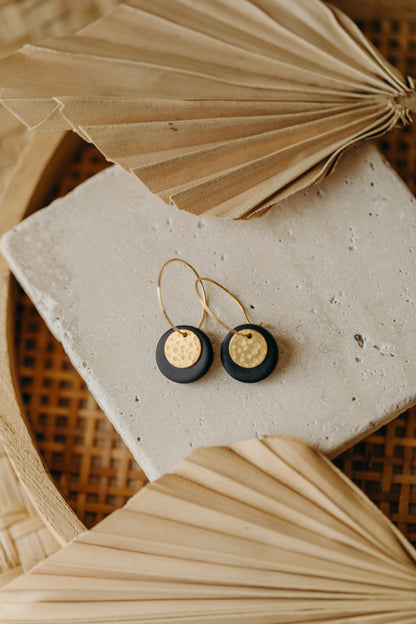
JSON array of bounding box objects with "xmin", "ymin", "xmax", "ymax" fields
[
  {"xmin": 5, "ymin": 5, "xmax": 416, "ymax": 544},
  {"xmin": 16, "ymin": 288, "xmax": 147, "ymax": 527},
  {"xmin": 333, "ymin": 0, "xmax": 416, "ymax": 19},
  {"xmin": 335, "ymin": 408, "xmax": 416, "ymax": 545}
]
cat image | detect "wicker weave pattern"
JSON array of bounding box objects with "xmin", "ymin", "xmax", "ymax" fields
[
  {"xmin": 336, "ymin": 408, "xmax": 416, "ymax": 545},
  {"xmin": 0, "ymin": 440, "xmax": 60, "ymax": 587},
  {"xmin": 16, "ymin": 292, "xmax": 147, "ymax": 527}
]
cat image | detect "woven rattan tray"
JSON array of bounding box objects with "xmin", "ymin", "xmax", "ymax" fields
[{"xmin": 1, "ymin": 3, "xmax": 416, "ymax": 548}]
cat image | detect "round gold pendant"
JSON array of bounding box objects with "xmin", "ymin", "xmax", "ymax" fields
[
  {"xmin": 164, "ymin": 329, "xmax": 202, "ymax": 368},
  {"xmin": 229, "ymin": 328, "xmax": 268, "ymax": 368}
]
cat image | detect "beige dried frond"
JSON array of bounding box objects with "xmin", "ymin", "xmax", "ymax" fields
[
  {"xmin": 0, "ymin": 441, "xmax": 60, "ymax": 588},
  {"xmin": 0, "ymin": 0, "xmax": 121, "ymax": 201},
  {"xmin": 1, "ymin": 436, "xmax": 416, "ymax": 622},
  {"xmin": 0, "ymin": 0, "xmax": 414, "ymax": 219}
]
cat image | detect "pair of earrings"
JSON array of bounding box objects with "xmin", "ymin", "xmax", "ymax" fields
[{"xmin": 156, "ymin": 259, "xmax": 279, "ymax": 384}]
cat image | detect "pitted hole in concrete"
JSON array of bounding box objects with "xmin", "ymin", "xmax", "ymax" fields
[{"xmin": 354, "ymin": 334, "xmax": 365, "ymax": 348}]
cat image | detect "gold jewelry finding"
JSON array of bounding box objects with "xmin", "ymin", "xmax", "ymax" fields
[
  {"xmin": 157, "ymin": 258, "xmax": 208, "ymax": 337},
  {"xmin": 156, "ymin": 259, "xmax": 213, "ymax": 376},
  {"xmin": 194, "ymin": 277, "xmax": 253, "ymax": 339},
  {"xmin": 194, "ymin": 276, "xmax": 273, "ymax": 375}
]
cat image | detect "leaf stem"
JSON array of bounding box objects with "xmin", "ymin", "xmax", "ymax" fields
[{"xmin": 397, "ymin": 91, "xmax": 416, "ymax": 114}]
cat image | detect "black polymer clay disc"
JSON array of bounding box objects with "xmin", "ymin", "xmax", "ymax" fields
[
  {"xmin": 156, "ymin": 325, "xmax": 213, "ymax": 383},
  {"xmin": 221, "ymin": 323, "xmax": 278, "ymax": 383}
]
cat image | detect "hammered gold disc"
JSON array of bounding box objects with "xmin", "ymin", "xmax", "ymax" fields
[
  {"xmin": 229, "ymin": 329, "xmax": 268, "ymax": 368},
  {"xmin": 164, "ymin": 330, "xmax": 202, "ymax": 368}
]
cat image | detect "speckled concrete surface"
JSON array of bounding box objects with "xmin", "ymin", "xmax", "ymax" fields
[{"xmin": 3, "ymin": 142, "xmax": 416, "ymax": 479}]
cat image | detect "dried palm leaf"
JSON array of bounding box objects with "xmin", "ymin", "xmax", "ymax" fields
[
  {"xmin": 0, "ymin": 0, "xmax": 415, "ymax": 218},
  {"xmin": 0, "ymin": 0, "xmax": 121, "ymax": 200},
  {"xmin": 0, "ymin": 440, "xmax": 60, "ymax": 588},
  {"xmin": 1, "ymin": 437, "xmax": 416, "ymax": 622}
]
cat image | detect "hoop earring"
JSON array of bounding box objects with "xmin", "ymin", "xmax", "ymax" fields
[
  {"xmin": 195, "ymin": 277, "xmax": 278, "ymax": 383},
  {"xmin": 156, "ymin": 259, "xmax": 213, "ymax": 383}
]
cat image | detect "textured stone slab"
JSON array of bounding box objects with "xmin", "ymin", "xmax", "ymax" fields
[{"xmin": 3, "ymin": 143, "xmax": 416, "ymax": 480}]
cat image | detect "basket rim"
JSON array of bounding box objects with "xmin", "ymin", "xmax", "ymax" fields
[{"xmin": 0, "ymin": 130, "xmax": 85, "ymax": 544}]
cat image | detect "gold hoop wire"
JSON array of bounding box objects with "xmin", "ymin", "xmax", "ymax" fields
[
  {"xmin": 157, "ymin": 258, "xmax": 208, "ymax": 337},
  {"xmin": 195, "ymin": 277, "xmax": 253, "ymax": 338}
]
